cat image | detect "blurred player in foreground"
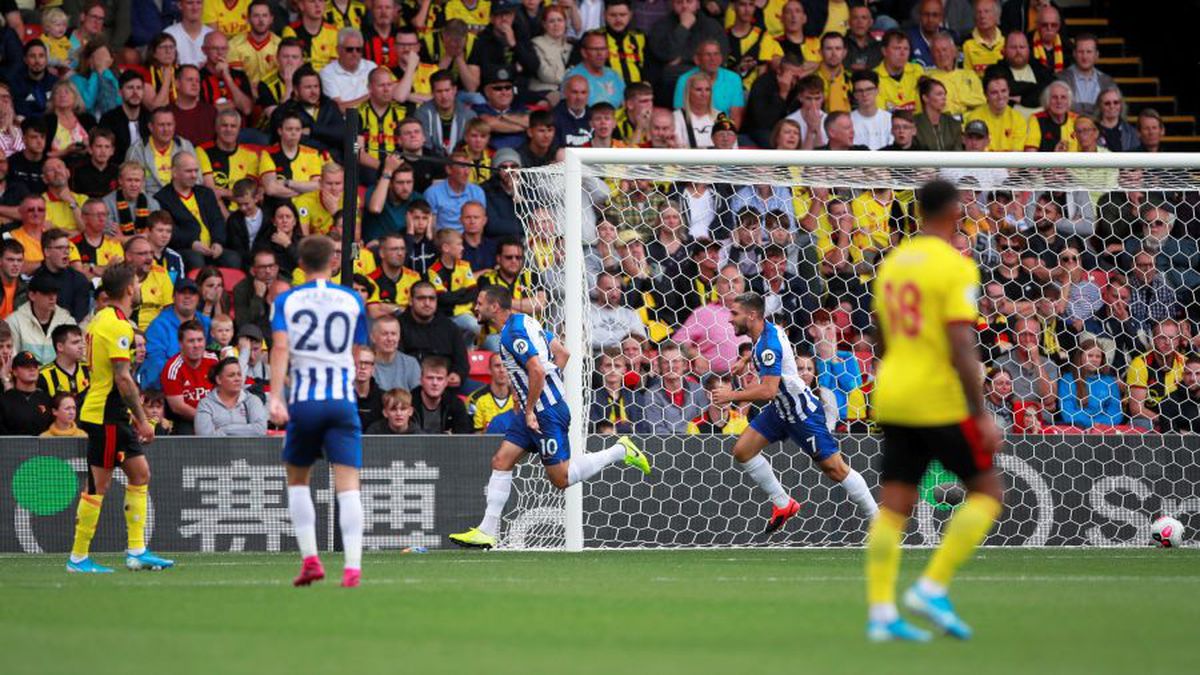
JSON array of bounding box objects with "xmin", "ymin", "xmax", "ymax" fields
[
  {"xmin": 269, "ymin": 236, "xmax": 370, "ymax": 587},
  {"xmin": 68, "ymin": 263, "xmax": 173, "ymax": 573},
  {"xmin": 449, "ymin": 285, "xmax": 652, "ymax": 549},
  {"xmin": 866, "ymin": 180, "xmax": 1004, "ymax": 642},
  {"xmin": 714, "ymin": 292, "xmax": 878, "ymax": 534}
]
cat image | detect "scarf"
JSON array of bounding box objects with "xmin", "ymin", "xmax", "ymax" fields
[
  {"xmin": 1032, "ymin": 33, "xmax": 1065, "ymax": 73},
  {"xmin": 115, "ymin": 192, "xmax": 150, "ymax": 236}
]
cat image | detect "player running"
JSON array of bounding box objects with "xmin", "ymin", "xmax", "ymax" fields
[
  {"xmin": 269, "ymin": 236, "xmax": 369, "ymax": 588},
  {"xmin": 864, "ymin": 180, "xmax": 1004, "ymax": 642},
  {"xmin": 449, "ymin": 285, "xmax": 652, "ymax": 549},
  {"xmin": 68, "ymin": 263, "xmax": 173, "ymax": 573},
  {"xmin": 714, "ymin": 292, "xmax": 878, "ymax": 534}
]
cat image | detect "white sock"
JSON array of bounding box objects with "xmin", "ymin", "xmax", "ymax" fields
[
  {"xmin": 478, "ymin": 470, "xmax": 513, "ymax": 537},
  {"xmin": 288, "ymin": 485, "xmax": 318, "ymax": 558},
  {"xmin": 839, "ymin": 469, "xmax": 878, "ymax": 518},
  {"xmin": 869, "ymin": 603, "xmax": 899, "ymax": 624},
  {"xmin": 338, "ymin": 490, "xmax": 364, "ymax": 571},
  {"xmin": 738, "ymin": 454, "xmax": 791, "ymax": 508},
  {"xmin": 566, "ymin": 445, "xmax": 626, "ymax": 486},
  {"xmin": 917, "ymin": 577, "xmax": 947, "ymax": 598}
]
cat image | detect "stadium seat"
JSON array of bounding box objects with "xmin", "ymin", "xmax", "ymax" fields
[{"xmin": 469, "ymin": 350, "xmax": 494, "ymax": 384}]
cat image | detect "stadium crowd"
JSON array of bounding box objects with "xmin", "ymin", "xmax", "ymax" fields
[{"xmin": 0, "ymin": 0, "xmax": 1198, "ymax": 439}]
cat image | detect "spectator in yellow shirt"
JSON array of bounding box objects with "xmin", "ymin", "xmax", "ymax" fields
[
  {"xmin": 964, "ymin": 72, "xmax": 1027, "ymax": 152},
  {"xmin": 874, "ymin": 30, "xmax": 923, "ymax": 112},
  {"xmin": 962, "ymin": 0, "xmax": 1005, "ymax": 75},
  {"xmin": 926, "ymin": 33, "xmax": 984, "ymax": 116}
]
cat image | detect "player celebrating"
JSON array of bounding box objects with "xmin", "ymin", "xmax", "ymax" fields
[
  {"xmin": 68, "ymin": 263, "xmax": 172, "ymax": 573},
  {"xmin": 714, "ymin": 293, "xmax": 877, "ymax": 534},
  {"xmin": 269, "ymin": 236, "xmax": 370, "ymax": 588},
  {"xmin": 865, "ymin": 180, "xmax": 1004, "ymax": 642},
  {"xmin": 449, "ymin": 286, "xmax": 652, "ymax": 549}
]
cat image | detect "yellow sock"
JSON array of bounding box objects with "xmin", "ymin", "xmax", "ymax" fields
[
  {"xmin": 125, "ymin": 483, "xmax": 149, "ymax": 553},
  {"xmin": 923, "ymin": 493, "xmax": 1003, "ymax": 588},
  {"xmin": 865, "ymin": 508, "xmax": 906, "ymax": 607},
  {"xmin": 70, "ymin": 493, "xmax": 104, "ymax": 560}
]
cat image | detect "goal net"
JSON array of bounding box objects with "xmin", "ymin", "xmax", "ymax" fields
[{"xmin": 503, "ymin": 149, "xmax": 1200, "ymax": 550}]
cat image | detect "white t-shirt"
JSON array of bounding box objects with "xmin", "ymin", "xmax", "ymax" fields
[
  {"xmin": 681, "ymin": 186, "xmax": 715, "ymax": 240},
  {"xmin": 851, "ymin": 108, "xmax": 893, "ymax": 150},
  {"xmin": 673, "ymin": 109, "xmax": 716, "ymax": 148},
  {"xmin": 785, "ymin": 109, "xmax": 828, "ymax": 147},
  {"xmin": 164, "ymin": 23, "xmax": 214, "ymax": 67},
  {"xmin": 320, "ymin": 59, "xmax": 379, "ymax": 103}
]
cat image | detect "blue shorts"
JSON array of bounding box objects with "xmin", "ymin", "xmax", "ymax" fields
[
  {"xmin": 749, "ymin": 403, "xmax": 839, "ymax": 461},
  {"xmin": 282, "ymin": 399, "xmax": 363, "ymax": 468},
  {"xmin": 503, "ymin": 404, "xmax": 571, "ymax": 466}
]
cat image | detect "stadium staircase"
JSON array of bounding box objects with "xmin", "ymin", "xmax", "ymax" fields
[{"xmin": 1062, "ymin": 8, "xmax": 1200, "ymax": 150}]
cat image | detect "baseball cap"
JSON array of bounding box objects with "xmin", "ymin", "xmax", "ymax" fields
[
  {"xmin": 492, "ymin": 0, "xmax": 520, "ymax": 12},
  {"xmin": 482, "ymin": 65, "xmax": 515, "ymax": 88},
  {"xmin": 28, "ymin": 273, "xmax": 60, "ymax": 295},
  {"xmin": 175, "ymin": 278, "xmax": 200, "ymax": 294},
  {"xmin": 12, "ymin": 351, "xmax": 39, "ymax": 368},
  {"xmin": 964, "ymin": 119, "xmax": 990, "ymax": 138},
  {"xmin": 492, "ymin": 147, "xmax": 523, "ymax": 168},
  {"xmin": 237, "ymin": 323, "xmax": 264, "ymax": 342},
  {"xmin": 712, "ymin": 114, "xmax": 738, "ymax": 135}
]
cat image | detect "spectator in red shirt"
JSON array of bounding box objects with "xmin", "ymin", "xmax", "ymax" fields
[{"xmin": 160, "ymin": 318, "xmax": 217, "ymax": 434}]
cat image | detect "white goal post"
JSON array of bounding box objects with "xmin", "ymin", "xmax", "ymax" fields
[{"xmin": 511, "ymin": 149, "xmax": 1200, "ymax": 552}]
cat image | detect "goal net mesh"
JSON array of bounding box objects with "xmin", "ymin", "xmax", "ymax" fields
[{"xmin": 502, "ymin": 156, "xmax": 1200, "ymax": 550}]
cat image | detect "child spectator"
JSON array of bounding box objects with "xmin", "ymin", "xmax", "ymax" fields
[
  {"xmin": 467, "ymin": 353, "xmax": 514, "ymax": 432},
  {"xmin": 1057, "ymin": 339, "xmax": 1123, "ymax": 428},
  {"xmin": 209, "ymin": 314, "xmax": 237, "ymax": 358},
  {"xmin": 142, "ymin": 390, "xmax": 173, "ymax": 435},
  {"xmin": 366, "ymin": 388, "xmax": 417, "ymax": 435},
  {"xmin": 40, "ymin": 391, "xmax": 87, "ymax": 438},
  {"xmin": 41, "ymin": 9, "xmax": 73, "ymax": 73}
]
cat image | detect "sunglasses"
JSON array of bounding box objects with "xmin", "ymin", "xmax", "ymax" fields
[{"xmin": 342, "ymin": 45, "xmax": 363, "ymax": 53}]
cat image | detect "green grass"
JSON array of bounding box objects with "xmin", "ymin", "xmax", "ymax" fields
[{"xmin": 1, "ymin": 549, "xmax": 1196, "ymax": 675}]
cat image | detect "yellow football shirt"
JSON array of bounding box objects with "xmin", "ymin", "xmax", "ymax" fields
[
  {"xmin": 926, "ymin": 67, "xmax": 985, "ymax": 116},
  {"xmin": 1024, "ymin": 112, "xmax": 1079, "ymax": 152},
  {"xmin": 850, "ymin": 191, "xmax": 894, "ymax": 249},
  {"xmin": 282, "ymin": 22, "xmax": 340, "ymax": 71},
  {"xmin": 872, "ymin": 235, "xmax": 981, "ymax": 426},
  {"xmin": 723, "ymin": 0, "xmax": 788, "ymax": 37},
  {"xmin": 204, "ymin": 0, "xmax": 252, "ymax": 37},
  {"xmin": 229, "ymin": 32, "xmax": 282, "ymax": 86},
  {"xmin": 150, "ymin": 140, "xmax": 175, "ymax": 187},
  {"xmin": 444, "ymin": 0, "xmax": 491, "ymax": 31},
  {"xmin": 137, "ymin": 264, "xmax": 174, "ymax": 332},
  {"xmin": 964, "ymin": 105, "xmax": 1028, "ymax": 152},
  {"xmin": 259, "ymin": 145, "xmax": 329, "ymax": 183},
  {"xmin": 80, "ymin": 306, "xmax": 134, "ymax": 425},
  {"xmin": 962, "ymin": 29, "xmax": 1005, "ymax": 76},
  {"xmin": 324, "ymin": 0, "xmax": 367, "ymax": 29},
  {"xmin": 294, "ymin": 190, "xmax": 339, "ymax": 235},
  {"xmin": 874, "ymin": 62, "xmax": 924, "ymax": 112},
  {"xmin": 43, "ymin": 191, "xmax": 85, "ymax": 234},
  {"xmin": 1126, "ymin": 352, "xmax": 1185, "ymax": 405},
  {"xmin": 468, "ymin": 387, "xmax": 513, "ymax": 432}
]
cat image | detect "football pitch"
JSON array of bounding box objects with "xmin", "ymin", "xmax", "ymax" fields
[{"xmin": 1, "ymin": 548, "xmax": 1196, "ymax": 675}]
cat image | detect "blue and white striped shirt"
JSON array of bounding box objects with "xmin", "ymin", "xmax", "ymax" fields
[
  {"xmin": 271, "ymin": 279, "xmax": 369, "ymax": 405},
  {"xmin": 754, "ymin": 321, "xmax": 821, "ymax": 422},
  {"xmin": 499, "ymin": 313, "xmax": 567, "ymax": 414}
]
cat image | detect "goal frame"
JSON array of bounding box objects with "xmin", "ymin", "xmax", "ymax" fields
[{"xmin": 559, "ymin": 148, "xmax": 1200, "ymax": 552}]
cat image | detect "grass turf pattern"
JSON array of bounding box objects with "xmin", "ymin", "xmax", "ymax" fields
[{"xmin": 1, "ymin": 548, "xmax": 1196, "ymax": 674}]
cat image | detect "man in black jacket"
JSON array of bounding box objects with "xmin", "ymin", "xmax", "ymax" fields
[
  {"xmin": 467, "ymin": 0, "xmax": 539, "ymax": 102},
  {"xmin": 409, "ymin": 355, "xmax": 472, "ymax": 434},
  {"xmin": 99, "ymin": 70, "xmax": 151, "ymax": 161},
  {"xmin": 31, "ymin": 228, "xmax": 91, "ymax": 323},
  {"xmin": 742, "ymin": 54, "xmax": 805, "ymax": 148},
  {"xmin": 267, "ymin": 64, "xmax": 346, "ymax": 161},
  {"xmin": 399, "ymin": 280, "xmax": 470, "ymax": 392},
  {"xmin": 154, "ymin": 152, "xmax": 239, "ymax": 271},
  {"xmin": 983, "ymin": 31, "xmax": 1054, "ymax": 112},
  {"xmin": 0, "ymin": 350, "xmax": 52, "ymax": 435}
]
